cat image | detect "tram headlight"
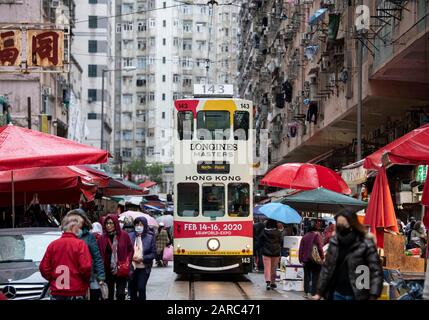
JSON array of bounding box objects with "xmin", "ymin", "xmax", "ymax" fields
[{"xmin": 207, "ymin": 238, "xmax": 220, "ymax": 251}]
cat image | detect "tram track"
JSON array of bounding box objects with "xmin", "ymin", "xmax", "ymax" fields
[
  {"xmin": 187, "ymin": 275, "xmax": 250, "ymax": 300},
  {"xmin": 233, "ymin": 281, "xmax": 250, "ymax": 300},
  {"xmin": 188, "ymin": 275, "xmax": 195, "ymax": 300}
]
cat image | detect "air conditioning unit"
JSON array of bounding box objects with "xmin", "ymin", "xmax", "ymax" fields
[
  {"xmin": 43, "ymin": 87, "xmax": 52, "ymax": 95},
  {"xmin": 320, "ymin": 57, "xmax": 329, "ymax": 71},
  {"xmin": 50, "ymin": 0, "xmax": 59, "ymax": 8},
  {"xmin": 302, "ymin": 33, "xmax": 311, "ymax": 40}
]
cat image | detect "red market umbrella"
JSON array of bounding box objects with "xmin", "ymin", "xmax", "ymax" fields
[
  {"xmin": 139, "ymin": 180, "xmax": 157, "ymax": 189},
  {"xmin": 0, "ymin": 125, "xmax": 109, "ymax": 227},
  {"xmin": 0, "ymin": 166, "xmax": 99, "ymax": 206},
  {"xmin": 363, "ymin": 167, "xmax": 399, "ymax": 248},
  {"xmin": 0, "ymin": 125, "xmax": 109, "ymax": 171},
  {"xmin": 0, "ymin": 166, "xmax": 102, "ymax": 193},
  {"xmin": 260, "ymin": 163, "xmax": 351, "ymax": 194},
  {"xmin": 78, "ymin": 165, "xmax": 145, "ymax": 196},
  {"xmin": 364, "ymin": 124, "xmax": 429, "ymax": 170},
  {"xmin": 422, "ymin": 179, "xmax": 429, "ymax": 230}
]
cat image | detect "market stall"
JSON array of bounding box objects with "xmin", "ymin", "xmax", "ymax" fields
[{"xmin": 362, "ymin": 124, "xmax": 429, "ymax": 299}]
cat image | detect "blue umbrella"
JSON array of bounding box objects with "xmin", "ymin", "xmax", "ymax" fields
[
  {"xmin": 259, "ymin": 203, "xmax": 302, "ymax": 224},
  {"xmin": 253, "ymin": 205, "xmax": 264, "ymax": 216}
]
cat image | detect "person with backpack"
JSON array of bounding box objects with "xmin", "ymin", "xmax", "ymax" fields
[
  {"xmin": 155, "ymin": 222, "xmax": 170, "ymax": 267},
  {"xmin": 299, "ymin": 222, "xmax": 324, "ymax": 299},
  {"xmin": 65, "ymin": 209, "xmax": 106, "ymax": 301}
]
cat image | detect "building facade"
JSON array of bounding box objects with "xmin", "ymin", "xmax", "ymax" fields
[
  {"xmin": 0, "ymin": 0, "xmax": 75, "ymax": 137},
  {"xmin": 238, "ymin": 0, "xmax": 429, "ymax": 178},
  {"xmin": 73, "ymin": 0, "xmax": 113, "ymax": 153}
]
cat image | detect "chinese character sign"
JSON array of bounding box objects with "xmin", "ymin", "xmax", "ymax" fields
[
  {"xmin": 27, "ymin": 30, "xmax": 64, "ymax": 67},
  {"xmin": 0, "ymin": 30, "xmax": 21, "ymax": 66}
]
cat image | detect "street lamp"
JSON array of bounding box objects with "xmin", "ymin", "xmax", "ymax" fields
[{"xmin": 100, "ymin": 66, "xmax": 136, "ymax": 151}]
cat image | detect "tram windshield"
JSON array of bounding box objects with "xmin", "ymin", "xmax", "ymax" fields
[{"xmin": 197, "ymin": 111, "xmax": 230, "ymax": 140}]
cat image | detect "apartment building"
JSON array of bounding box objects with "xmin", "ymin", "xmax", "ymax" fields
[
  {"xmin": 113, "ymin": 0, "xmax": 241, "ymax": 192},
  {"xmin": 238, "ymin": 0, "xmax": 429, "ymax": 190},
  {"xmin": 0, "ymin": 0, "xmax": 75, "ymax": 137},
  {"xmin": 73, "ymin": 0, "xmax": 113, "ymax": 152}
]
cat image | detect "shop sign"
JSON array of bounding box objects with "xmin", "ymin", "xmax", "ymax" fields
[
  {"xmin": 341, "ymin": 165, "xmax": 367, "ymax": 185},
  {"xmin": 416, "ymin": 165, "xmax": 428, "ymax": 183},
  {"xmin": 0, "ymin": 30, "xmax": 21, "ymax": 66},
  {"xmin": 40, "ymin": 114, "xmax": 49, "ymax": 133},
  {"xmin": 27, "ymin": 30, "xmax": 64, "ymax": 67}
]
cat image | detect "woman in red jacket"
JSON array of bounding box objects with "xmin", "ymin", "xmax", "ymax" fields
[
  {"xmin": 39, "ymin": 215, "xmax": 93, "ymax": 300},
  {"xmin": 98, "ymin": 214, "xmax": 134, "ymax": 300}
]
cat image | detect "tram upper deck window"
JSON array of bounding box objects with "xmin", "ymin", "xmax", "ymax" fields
[
  {"xmin": 233, "ymin": 111, "xmax": 249, "ymax": 140},
  {"xmin": 197, "ymin": 111, "xmax": 230, "ymax": 140},
  {"xmin": 228, "ymin": 183, "xmax": 250, "ymax": 217},
  {"xmin": 202, "ymin": 184, "xmax": 225, "ymax": 217},
  {"xmin": 177, "ymin": 183, "xmax": 199, "ymax": 217},
  {"xmin": 177, "ymin": 111, "xmax": 194, "ymax": 140}
]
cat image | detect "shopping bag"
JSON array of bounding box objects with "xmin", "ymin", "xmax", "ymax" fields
[
  {"xmin": 163, "ymin": 245, "xmax": 173, "ymax": 261},
  {"xmin": 99, "ymin": 282, "xmax": 109, "ymax": 300},
  {"xmin": 310, "ymin": 244, "xmax": 323, "ymax": 265}
]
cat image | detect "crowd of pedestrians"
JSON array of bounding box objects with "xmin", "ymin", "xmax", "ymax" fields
[{"xmin": 39, "ymin": 208, "xmax": 172, "ymax": 300}]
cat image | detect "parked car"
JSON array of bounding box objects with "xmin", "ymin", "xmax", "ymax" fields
[{"xmin": 0, "ymin": 228, "xmax": 61, "ymax": 300}]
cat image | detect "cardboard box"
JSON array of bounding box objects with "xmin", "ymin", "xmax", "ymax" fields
[
  {"xmin": 281, "ymin": 279, "xmax": 304, "ymax": 292},
  {"xmin": 276, "ymin": 268, "xmax": 286, "ymax": 281},
  {"xmin": 283, "ymin": 236, "xmax": 302, "ymax": 249},
  {"xmin": 285, "ymin": 265, "xmax": 304, "ymax": 280},
  {"xmin": 284, "ymin": 236, "xmax": 302, "ymax": 264}
]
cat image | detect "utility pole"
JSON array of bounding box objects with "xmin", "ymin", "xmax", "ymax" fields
[
  {"xmin": 356, "ymin": 0, "xmax": 364, "ymax": 200},
  {"xmin": 27, "ymin": 97, "xmax": 31, "ymax": 129}
]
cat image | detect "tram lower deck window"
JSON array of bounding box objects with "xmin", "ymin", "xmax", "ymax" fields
[
  {"xmin": 228, "ymin": 183, "xmax": 250, "ymax": 217},
  {"xmin": 197, "ymin": 111, "xmax": 230, "ymax": 140},
  {"xmin": 202, "ymin": 184, "xmax": 225, "ymax": 217},
  {"xmin": 177, "ymin": 183, "xmax": 199, "ymax": 217}
]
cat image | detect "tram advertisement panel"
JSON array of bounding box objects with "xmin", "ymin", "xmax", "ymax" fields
[{"xmin": 174, "ymin": 221, "xmax": 253, "ymax": 238}]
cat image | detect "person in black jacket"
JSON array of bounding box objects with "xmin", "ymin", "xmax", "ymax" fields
[
  {"xmin": 314, "ymin": 209, "xmax": 383, "ymax": 300},
  {"xmin": 259, "ymin": 219, "xmax": 282, "ymax": 290},
  {"xmin": 253, "ymin": 219, "xmax": 265, "ymax": 271}
]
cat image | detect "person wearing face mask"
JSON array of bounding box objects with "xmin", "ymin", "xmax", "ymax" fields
[
  {"xmin": 128, "ymin": 216, "xmax": 157, "ymax": 300},
  {"xmin": 314, "ymin": 209, "xmax": 383, "ymax": 300},
  {"xmin": 39, "ymin": 214, "xmax": 93, "ymax": 300},
  {"xmin": 98, "ymin": 214, "xmax": 134, "ymax": 300},
  {"xmin": 65, "ymin": 209, "xmax": 106, "ymax": 301}
]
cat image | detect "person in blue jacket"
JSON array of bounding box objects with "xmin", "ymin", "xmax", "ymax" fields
[
  {"xmin": 66, "ymin": 209, "xmax": 106, "ymax": 300},
  {"xmin": 128, "ymin": 216, "xmax": 157, "ymax": 300}
]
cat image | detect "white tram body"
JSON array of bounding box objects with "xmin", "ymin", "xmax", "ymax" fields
[{"xmin": 173, "ymin": 85, "xmax": 254, "ymax": 274}]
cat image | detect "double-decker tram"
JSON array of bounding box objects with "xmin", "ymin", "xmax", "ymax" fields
[{"xmin": 173, "ymin": 84, "xmax": 254, "ymax": 274}]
